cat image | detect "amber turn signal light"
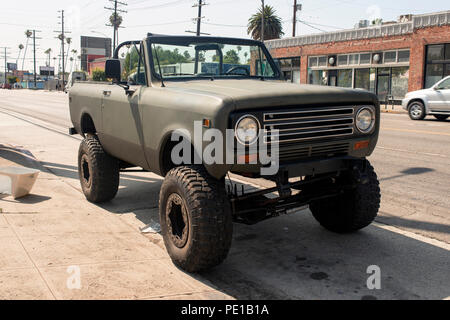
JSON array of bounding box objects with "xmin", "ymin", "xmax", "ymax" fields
[
  {"xmin": 237, "ymin": 154, "xmax": 258, "ymax": 164},
  {"xmin": 354, "ymin": 140, "xmax": 370, "ymax": 151}
]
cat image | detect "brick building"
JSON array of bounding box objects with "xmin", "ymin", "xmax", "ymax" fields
[{"xmin": 266, "ymin": 11, "xmax": 450, "ymax": 102}]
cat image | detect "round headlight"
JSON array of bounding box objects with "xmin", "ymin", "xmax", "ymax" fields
[
  {"xmin": 235, "ymin": 115, "xmax": 260, "ymax": 145},
  {"xmin": 356, "ymin": 108, "xmax": 375, "ymax": 133}
]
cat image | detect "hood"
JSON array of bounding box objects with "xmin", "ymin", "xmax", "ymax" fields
[
  {"xmin": 164, "ymin": 79, "xmax": 378, "ymax": 110},
  {"xmin": 406, "ymin": 88, "xmax": 432, "ymax": 96}
]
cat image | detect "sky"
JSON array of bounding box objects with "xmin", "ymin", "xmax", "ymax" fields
[{"xmin": 0, "ymin": 0, "xmax": 449, "ymax": 72}]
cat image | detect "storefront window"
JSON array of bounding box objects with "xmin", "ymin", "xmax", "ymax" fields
[
  {"xmin": 309, "ymin": 70, "xmax": 321, "ymax": 85},
  {"xmin": 337, "ymin": 69, "xmax": 352, "ymax": 88},
  {"xmin": 427, "ymin": 45, "xmax": 444, "ymax": 62},
  {"xmin": 398, "ymin": 50, "xmax": 410, "ymax": 63},
  {"xmin": 391, "ymin": 67, "xmax": 409, "ymax": 99},
  {"xmin": 425, "ymin": 64, "xmax": 444, "ymax": 88},
  {"xmin": 355, "ymin": 68, "xmax": 370, "ymax": 90},
  {"xmin": 318, "ymin": 56, "xmax": 327, "ymax": 67},
  {"xmin": 337, "ymin": 55, "xmax": 348, "ymax": 66},
  {"xmin": 349, "ymin": 54, "xmax": 359, "ymax": 65},
  {"xmin": 384, "ymin": 51, "xmax": 397, "ymax": 63},
  {"xmin": 360, "ymin": 53, "xmax": 371, "ymax": 64},
  {"xmin": 309, "ymin": 57, "xmax": 318, "ymax": 67}
]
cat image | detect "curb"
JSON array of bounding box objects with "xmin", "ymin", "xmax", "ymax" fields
[{"xmin": 381, "ymin": 109, "xmax": 406, "ymax": 114}]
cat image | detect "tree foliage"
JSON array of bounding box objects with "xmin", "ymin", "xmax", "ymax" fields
[
  {"xmin": 92, "ymin": 69, "xmax": 106, "ymax": 82},
  {"xmin": 247, "ymin": 5, "xmax": 284, "ymax": 41},
  {"xmin": 223, "ymin": 50, "xmax": 240, "ymax": 64}
]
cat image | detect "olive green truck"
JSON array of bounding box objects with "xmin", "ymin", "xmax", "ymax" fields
[{"xmin": 69, "ymin": 34, "xmax": 381, "ymax": 272}]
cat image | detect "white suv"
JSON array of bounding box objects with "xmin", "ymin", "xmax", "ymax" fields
[{"xmin": 402, "ymin": 76, "xmax": 450, "ymax": 121}]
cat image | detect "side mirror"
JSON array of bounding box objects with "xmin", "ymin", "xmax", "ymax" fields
[{"xmin": 105, "ymin": 59, "xmax": 121, "ymax": 82}]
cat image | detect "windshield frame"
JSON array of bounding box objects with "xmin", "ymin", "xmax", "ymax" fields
[{"xmin": 146, "ymin": 35, "xmax": 281, "ymax": 82}]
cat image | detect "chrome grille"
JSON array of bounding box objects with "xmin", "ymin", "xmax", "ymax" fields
[
  {"xmin": 277, "ymin": 142, "xmax": 350, "ymax": 162},
  {"xmin": 264, "ymin": 106, "xmax": 355, "ymax": 144}
]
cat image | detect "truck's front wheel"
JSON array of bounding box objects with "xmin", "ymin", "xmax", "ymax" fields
[
  {"xmin": 78, "ymin": 135, "xmax": 120, "ymax": 203},
  {"xmin": 159, "ymin": 165, "xmax": 233, "ymax": 273},
  {"xmin": 309, "ymin": 160, "xmax": 381, "ymax": 233}
]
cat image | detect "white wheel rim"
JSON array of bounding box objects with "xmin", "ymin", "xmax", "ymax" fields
[{"xmin": 410, "ymin": 104, "xmax": 422, "ymax": 118}]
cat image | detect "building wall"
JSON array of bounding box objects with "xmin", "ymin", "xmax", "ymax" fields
[{"xmin": 270, "ymin": 25, "xmax": 450, "ymax": 92}]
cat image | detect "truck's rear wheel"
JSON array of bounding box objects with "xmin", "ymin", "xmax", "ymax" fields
[
  {"xmin": 309, "ymin": 160, "xmax": 380, "ymax": 234},
  {"xmin": 159, "ymin": 165, "xmax": 233, "ymax": 273},
  {"xmin": 78, "ymin": 134, "xmax": 119, "ymax": 203}
]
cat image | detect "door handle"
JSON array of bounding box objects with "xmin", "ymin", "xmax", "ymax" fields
[{"xmin": 103, "ymin": 90, "xmax": 111, "ymax": 97}]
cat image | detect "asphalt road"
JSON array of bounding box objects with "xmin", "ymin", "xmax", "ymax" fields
[{"xmin": 0, "ymin": 89, "xmax": 449, "ymax": 300}]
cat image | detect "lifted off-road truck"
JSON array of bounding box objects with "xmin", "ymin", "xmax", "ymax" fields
[{"xmin": 69, "ymin": 34, "xmax": 381, "ymax": 272}]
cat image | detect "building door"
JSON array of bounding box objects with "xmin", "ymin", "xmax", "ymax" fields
[
  {"xmin": 328, "ymin": 70, "xmax": 337, "ymax": 86},
  {"xmin": 377, "ymin": 68, "xmax": 391, "ymax": 102}
]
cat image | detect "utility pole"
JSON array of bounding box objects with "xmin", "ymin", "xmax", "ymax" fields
[
  {"xmin": 105, "ymin": 0, "xmax": 127, "ymax": 52},
  {"xmin": 1, "ymin": 47, "xmax": 10, "ymax": 85},
  {"xmin": 186, "ymin": 1, "xmax": 209, "ymax": 36},
  {"xmin": 261, "ymin": 0, "xmax": 265, "ymax": 42},
  {"xmin": 55, "ymin": 10, "xmax": 70, "ymax": 91},
  {"xmin": 196, "ymin": 0, "xmax": 203, "ymax": 36},
  {"xmin": 293, "ymin": 1, "xmax": 302, "ymax": 37},
  {"xmin": 33, "ymin": 30, "xmax": 37, "ymax": 88}
]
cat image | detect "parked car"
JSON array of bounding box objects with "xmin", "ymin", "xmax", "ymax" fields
[
  {"xmin": 69, "ymin": 34, "xmax": 381, "ymax": 272},
  {"xmin": 1, "ymin": 83, "xmax": 12, "ymax": 89},
  {"xmin": 402, "ymin": 76, "xmax": 450, "ymax": 121}
]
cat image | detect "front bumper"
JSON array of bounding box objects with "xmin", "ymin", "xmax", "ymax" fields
[{"xmin": 402, "ymin": 97, "xmax": 410, "ymax": 110}]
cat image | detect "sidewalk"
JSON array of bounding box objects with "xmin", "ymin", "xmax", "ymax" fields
[
  {"xmin": 380, "ymin": 104, "xmax": 406, "ymax": 114},
  {"xmin": 0, "ymin": 113, "xmax": 232, "ymax": 300}
]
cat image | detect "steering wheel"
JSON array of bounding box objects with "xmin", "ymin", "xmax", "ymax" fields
[{"xmin": 225, "ymin": 66, "xmax": 250, "ymax": 76}]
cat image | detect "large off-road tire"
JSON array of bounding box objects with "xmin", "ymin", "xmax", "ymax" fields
[
  {"xmin": 408, "ymin": 101, "xmax": 426, "ymax": 120},
  {"xmin": 159, "ymin": 165, "xmax": 233, "ymax": 273},
  {"xmin": 309, "ymin": 160, "xmax": 381, "ymax": 234},
  {"xmin": 434, "ymin": 115, "xmax": 449, "ymax": 121},
  {"xmin": 78, "ymin": 134, "xmax": 120, "ymax": 203}
]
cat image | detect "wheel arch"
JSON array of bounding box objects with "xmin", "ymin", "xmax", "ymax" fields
[
  {"xmin": 407, "ymin": 97, "xmax": 430, "ymax": 114},
  {"xmin": 80, "ymin": 113, "xmax": 97, "ymax": 136},
  {"xmin": 158, "ymin": 130, "xmax": 201, "ymax": 177}
]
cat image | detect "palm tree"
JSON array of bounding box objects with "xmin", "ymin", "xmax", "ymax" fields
[
  {"xmin": 247, "ymin": 5, "xmax": 284, "ymax": 41},
  {"xmin": 16, "ymin": 44, "xmax": 24, "ymax": 65},
  {"xmin": 22, "ymin": 30, "xmax": 33, "ymax": 70},
  {"xmin": 110, "ymin": 13, "xmax": 123, "ymax": 46},
  {"xmin": 44, "ymin": 48, "xmax": 52, "ymax": 66}
]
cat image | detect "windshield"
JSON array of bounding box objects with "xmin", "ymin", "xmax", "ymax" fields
[{"xmin": 149, "ymin": 38, "xmax": 278, "ymax": 80}]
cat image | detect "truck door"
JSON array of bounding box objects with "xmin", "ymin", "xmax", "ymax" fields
[{"xmin": 100, "ymin": 43, "xmax": 149, "ymax": 168}]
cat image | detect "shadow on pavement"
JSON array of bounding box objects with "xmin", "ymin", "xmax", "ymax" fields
[
  {"xmin": 380, "ymin": 167, "xmax": 434, "ymax": 182},
  {"xmin": 377, "ymin": 215, "xmax": 450, "ymax": 236},
  {"xmin": 197, "ymin": 213, "xmax": 450, "ymax": 300}
]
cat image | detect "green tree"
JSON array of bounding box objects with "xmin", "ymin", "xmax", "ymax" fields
[
  {"xmin": 247, "ymin": 5, "xmax": 284, "ymax": 41},
  {"xmin": 183, "ymin": 51, "xmax": 191, "ymax": 60},
  {"xmin": 223, "ymin": 50, "xmax": 240, "ymax": 64},
  {"xmin": 124, "ymin": 47, "xmax": 140, "ymax": 78},
  {"xmin": 92, "ymin": 69, "xmax": 106, "ymax": 82},
  {"xmin": 7, "ymin": 76, "xmax": 17, "ymax": 85},
  {"xmin": 153, "ymin": 46, "xmax": 189, "ymax": 65}
]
